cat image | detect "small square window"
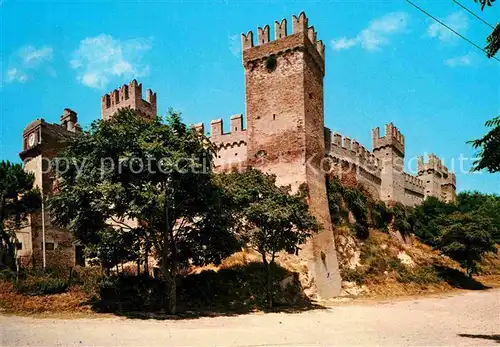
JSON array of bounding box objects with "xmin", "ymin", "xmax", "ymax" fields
[{"xmin": 16, "ymin": 243, "xmax": 22, "ymax": 250}]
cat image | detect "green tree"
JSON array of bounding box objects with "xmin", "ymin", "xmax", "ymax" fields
[
  {"xmin": 49, "ymin": 109, "xmax": 240, "ymax": 313},
  {"xmin": 437, "ymin": 212, "xmax": 496, "ymax": 276},
  {"xmin": 0, "ymin": 161, "xmax": 40, "ymax": 269},
  {"xmin": 84, "ymin": 227, "xmax": 140, "ymax": 273},
  {"xmin": 457, "ymin": 191, "xmax": 500, "ymax": 242},
  {"xmin": 412, "ymin": 197, "xmax": 456, "ymax": 245},
  {"xmin": 469, "ymin": 117, "xmax": 500, "ymax": 173},
  {"xmin": 473, "ymin": 0, "xmax": 499, "ymax": 58},
  {"xmin": 390, "ymin": 202, "xmax": 415, "ymax": 236},
  {"xmin": 218, "ymin": 168, "xmax": 319, "ymax": 308}
]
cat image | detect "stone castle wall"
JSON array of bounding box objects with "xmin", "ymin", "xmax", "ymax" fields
[{"xmin": 19, "ymin": 12, "xmax": 457, "ymax": 295}]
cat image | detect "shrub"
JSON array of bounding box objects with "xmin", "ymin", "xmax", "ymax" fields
[
  {"xmin": 0, "ymin": 268, "xmax": 15, "ymax": 282},
  {"xmin": 326, "ymin": 177, "xmax": 346, "ymax": 225},
  {"xmin": 340, "ymin": 267, "xmax": 366, "ymax": 284},
  {"xmin": 93, "ymin": 262, "xmax": 305, "ymax": 313},
  {"xmin": 395, "ymin": 265, "xmax": 440, "ymax": 284},
  {"xmin": 96, "ymin": 274, "xmax": 163, "ymax": 312},
  {"xmin": 369, "ymin": 200, "xmax": 392, "ymax": 231},
  {"xmin": 390, "ymin": 202, "xmax": 414, "ymax": 235},
  {"xmin": 72, "ymin": 267, "xmax": 103, "ymax": 296},
  {"xmin": 16, "ymin": 275, "xmax": 68, "ymax": 296}
]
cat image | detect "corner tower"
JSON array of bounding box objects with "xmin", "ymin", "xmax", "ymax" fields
[
  {"xmin": 372, "ymin": 123, "xmax": 405, "ymax": 203},
  {"xmin": 417, "ymin": 154, "xmax": 456, "ymax": 203},
  {"xmin": 101, "ymin": 79, "xmax": 157, "ymax": 121},
  {"xmin": 242, "ymin": 12, "xmax": 341, "ymax": 298}
]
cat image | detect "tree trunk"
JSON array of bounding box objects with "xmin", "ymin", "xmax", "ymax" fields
[
  {"xmin": 167, "ymin": 270, "xmax": 177, "ymax": 315},
  {"xmin": 262, "ymin": 253, "xmax": 272, "ymax": 309},
  {"xmin": 161, "ymin": 248, "xmax": 177, "ymax": 315},
  {"xmin": 144, "ymin": 240, "xmax": 149, "ymax": 277}
]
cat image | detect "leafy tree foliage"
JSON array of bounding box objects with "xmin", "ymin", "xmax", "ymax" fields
[
  {"xmin": 457, "ymin": 191, "xmax": 500, "ymax": 242},
  {"xmin": 410, "ymin": 192, "xmax": 499, "ymax": 274},
  {"xmin": 412, "ymin": 197, "xmax": 456, "ymax": 245},
  {"xmin": 326, "ymin": 177, "xmax": 345, "ymax": 225},
  {"xmin": 49, "ymin": 109, "xmax": 240, "ymax": 313},
  {"xmin": 217, "ymin": 168, "xmax": 319, "ymax": 308},
  {"xmin": 469, "ymin": 117, "xmax": 500, "ymax": 173},
  {"xmin": 0, "ymin": 161, "xmax": 40, "ymax": 269},
  {"xmin": 84, "ymin": 227, "xmax": 140, "ymax": 272},
  {"xmin": 473, "ymin": 0, "xmax": 499, "ymax": 58},
  {"xmin": 474, "ymin": 0, "xmax": 496, "ymax": 10},
  {"xmin": 485, "ymin": 23, "xmax": 500, "ymax": 58},
  {"xmin": 389, "ymin": 202, "xmax": 415, "ymax": 236},
  {"xmin": 436, "ymin": 212, "xmax": 496, "ymax": 275},
  {"xmin": 326, "ymin": 177, "xmax": 392, "ymax": 238}
]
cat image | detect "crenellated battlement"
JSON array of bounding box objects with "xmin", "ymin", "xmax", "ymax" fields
[
  {"xmin": 241, "ymin": 12, "xmax": 325, "ymax": 70},
  {"xmin": 326, "ymin": 129, "xmax": 381, "ymax": 174},
  {"xmin": 417, "ymin": 153, "xmax": 446, "ymax": 175},
  {"xmin": 191, "ymin": 114, "xmax": 248, "ymax": 150},
  {"xmin": 404, "ymin": 172, "xmax": 425, "ymax": 190},
  {"xmin": 372, "ymin": 123, "xmax": 405, "ymax": 156},
  {"xmin": 101, "ymin": 79, "xmax": 157, "ymax": 121}
]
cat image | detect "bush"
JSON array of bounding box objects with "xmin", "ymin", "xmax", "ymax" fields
[
  {"xmin": 72, "ymin": 267, "xmax": 103, "ymax": 296},
  {"xmin": 16, "ymin": 275, "xmax": 68, "ymax": 296},
  {"xmin": 96, "ymin": 274, "xmax": 163, "ymax": 312},
  {"xmin": 369, "ymin": 200, "xmax": 392, "ymax": 231},
  {"xmin": 340, "ymin": 267, "xmax": 366, "ymax": 284},
  {"xmin": 390, "ymin": 202, "xmax": 414, "ymax": 235},
  {"xmin": 395, "ymin": 265, "xmax": 440, "ymax": 284},
  {"xmin": 93, "ymin": 262, "xmax": 305, "ymax": 313},
  {"xmin": 0, "ymin": 268, "xmax": 15, "ymax": 282},
  {"xmin": 326, "ymin": 177, "xmax": 346, "ymax": 225}
]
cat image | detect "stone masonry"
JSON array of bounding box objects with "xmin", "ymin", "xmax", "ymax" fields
[
  {"xmin": 19, "ymin": 12, "xmax": 456, "ymax": 297},
  {"xmin": 18, "ymin": 109, "xmax": 83, "ymax": 268}
]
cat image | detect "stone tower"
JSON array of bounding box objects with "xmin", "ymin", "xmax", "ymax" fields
[
  {"xmin": 372, "ymin": 123, "xmax": 405, "ymax": 203},
  {"xmin": 101, "ymin": 79, "xmax": 157, "ymax": 121},
  {"xmin": 417, "ymin": 154, "xmax": 457, "ymax": 203},
  {"xmin": 241, "ymin": 12, "xmax": 341, "ymax": 298},
  {"xmin": 18, "ymin": 109, "xmax": 81, "ymax": 267}
]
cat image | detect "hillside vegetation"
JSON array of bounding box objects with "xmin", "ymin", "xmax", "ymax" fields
[{"xmin": 326, "ymin": 177, "xmax": 500, "ymax": 297}]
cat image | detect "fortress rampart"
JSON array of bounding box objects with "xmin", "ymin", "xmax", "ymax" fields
[
  {"xmin": 193, "ymin": 115, "xmax": 249, "ymax": 170},
  {"xmin": 19, "ymin": 12, "xmax": 457, "ymax": 298}
]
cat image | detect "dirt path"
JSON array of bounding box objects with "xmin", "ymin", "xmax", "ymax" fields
[{"xmin": 1, "ymin": 289, "xmax": 499, "ymax": 346}]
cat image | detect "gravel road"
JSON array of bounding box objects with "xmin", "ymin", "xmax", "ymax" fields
[{"xmin": 1, "ymin": 289, "xmax": 499, "ymax": 346}]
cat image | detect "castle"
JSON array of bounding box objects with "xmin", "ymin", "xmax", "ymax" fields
[{"xmin": 17, "ymin": 12, "xmax": 456, "ymax": 298}]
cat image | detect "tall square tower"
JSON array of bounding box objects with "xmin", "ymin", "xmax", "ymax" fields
[
  {"xmin": 242, "ymin": 12, "xmax": 341, "ymax": 298},
  {"xmin": 101, "ymin": 79, "xmax": 157, "ymax": 121}
]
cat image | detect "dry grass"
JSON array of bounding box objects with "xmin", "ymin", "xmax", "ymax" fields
[
  {"xmin": 337, "ymin": 229, "xmax": 499, "ymax": 298},
  {"xmin": 0, "ymin": 281, "xmax": 93, "ymax": 314}
]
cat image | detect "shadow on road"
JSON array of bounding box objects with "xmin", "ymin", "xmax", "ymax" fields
[
  {"xmin": 433, "ymin": 266, "xmax": 489, "ymax": 290},
  {"xmin": 458, "ymin": 334, "xmax": 500, "ymax": 344}
]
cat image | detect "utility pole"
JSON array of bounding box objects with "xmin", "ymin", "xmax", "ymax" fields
[{"xmin": 40, "ymin": 164, "xmax": 46, "ymax": 270}]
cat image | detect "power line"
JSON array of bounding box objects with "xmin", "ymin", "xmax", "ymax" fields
[
  {"xmin": 452, "ymin": 0, "xmax": 495, "ymax": 29},
  {"xmin": 405, "ymin": 0, "xmax": 500, "ymax": 62}
]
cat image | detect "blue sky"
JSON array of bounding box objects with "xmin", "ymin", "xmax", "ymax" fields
[{"xmin": 1, "ymin": 0, "xmax": 499, "ymax": 193}]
